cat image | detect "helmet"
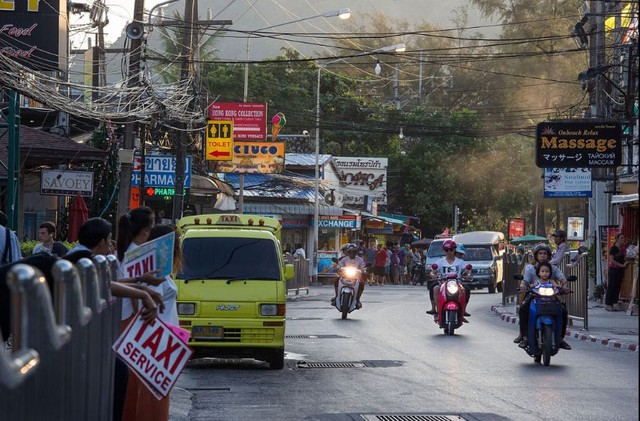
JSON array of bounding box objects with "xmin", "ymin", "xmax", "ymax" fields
[
  {"xmin": 455, "ymin": 244, "xmax": 466, "ymax": 256},
  {"xmin": 442, "ymin": 239, "xmax": 457, "ymax": 251},
  {"xmin": 533, "ymin": 243, "xmax": 552, "ymax": 258},
  {"xmin": 346, "ymin": 243, "xmax": 358, "ymax": 256}
]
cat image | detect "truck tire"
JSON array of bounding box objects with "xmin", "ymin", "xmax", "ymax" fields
[{"xmin": 268, "ymin": 349, "xmax": 285, "ymax": 370}]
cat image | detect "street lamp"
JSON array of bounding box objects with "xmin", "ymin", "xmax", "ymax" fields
[
  {"xmin": 243, "ymin": 8, "xmax": 352, "ymax": 102},
  {"xmin": 312, "ymin": 43, "xmax": 406, "ymax": 282}
]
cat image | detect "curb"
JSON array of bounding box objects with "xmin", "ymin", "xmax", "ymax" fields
[{"xmin": 490, "ymin": 305, "xmax": 639, "ymax": 353}]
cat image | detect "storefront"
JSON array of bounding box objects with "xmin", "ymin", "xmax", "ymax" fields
[{"xmin": 317, "ymin": 214, "xmax": 361, "ymax": 278}]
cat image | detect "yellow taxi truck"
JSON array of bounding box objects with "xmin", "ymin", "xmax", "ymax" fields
[{"xmin": 175, "ymin": 214, "xmax": 294, "ymax": 369}]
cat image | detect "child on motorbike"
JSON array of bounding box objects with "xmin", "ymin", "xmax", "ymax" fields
[
  {"xmin": 515, "ymin": 243, "xmax": 571, "ymax": 350},
  {"xmin": 331, "ymin": 244, "xmax": 367, "ymax": 309},
  {"xmin": 426, "ymin": 240, "xmax": 472, "ymax": 320},
  {"xmin": 518, "ymin": 261, "xmax": 565, "ymax": 349}
]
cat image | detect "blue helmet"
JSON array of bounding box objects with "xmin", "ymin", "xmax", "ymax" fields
[{"xmin": 455, "ymin": 244, "xmax": 466, "ymax": 256}]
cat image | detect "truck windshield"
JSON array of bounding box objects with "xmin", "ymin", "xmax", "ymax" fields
[
  {"xmin": 179, "ymin": 237, "xmax": 281, "ymax": 280},
  {"xmin": 464, "ymin": 247, "xmax": 493, "ymax": 261}
]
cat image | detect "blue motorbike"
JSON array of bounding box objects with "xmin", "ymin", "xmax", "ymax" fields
[{"xmin": 515, "ymin": 275, "xmax": 576, "ymax": 366}]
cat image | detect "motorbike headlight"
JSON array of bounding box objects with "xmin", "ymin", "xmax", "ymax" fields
[
  {"xmin": 538, "ymin": 286, "xmax": 555, "ymax": 297},
  {"xmin": 177, "ymin": 303, "xmax": 196, "ymax": 315},
  {"xmin": 343, "ymin": 267, "xmax": 359, "ymax": 278},
  {"xmin": 446, "ymin": 280, "xmax": 459, "ymax": 295}
]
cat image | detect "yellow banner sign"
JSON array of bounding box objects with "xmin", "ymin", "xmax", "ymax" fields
[{"xmin": 212, "ymin": 142, "xmax": 285, "ymax": 174}]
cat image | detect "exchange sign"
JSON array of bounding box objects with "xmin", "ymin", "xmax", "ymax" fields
[{"xmin": 535, "ymin": 121, "xmax": 622, "ymax": 168}]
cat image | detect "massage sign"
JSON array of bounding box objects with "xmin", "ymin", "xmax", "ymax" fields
[
  {"xmin": 535, "ymin": 121, "xmax": 622, "ymax": 168},
  {"xmin": 114, "ymin": 314, "xmax": 193, "ymax": 399}
]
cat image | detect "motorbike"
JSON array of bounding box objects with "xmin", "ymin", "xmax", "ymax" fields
[
  {"xmin": 515, "ymin": 274, "xmax": 576, "ymax": 366},
  {"xmin": 431, "ymin": 263, "xmax": 472, "ymax": 335},
  {"xmin": 411, "ymin": 262, "xmax": 425, "ymax": 285},
  {"xmin": 334, "ymin": 266, "xmax": 362, "ymax": 319}
]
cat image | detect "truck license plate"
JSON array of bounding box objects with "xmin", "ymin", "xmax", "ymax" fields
[{"xmin": 192, "ymin": 326, "xmax": 224, "ymax": 339}]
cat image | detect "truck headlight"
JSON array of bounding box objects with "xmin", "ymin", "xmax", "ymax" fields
[
  {"xmin": 177, "ymin": 303, "xmax": 196, "ymax": 315},
  {"xmin": 260, "ymin": 304, "xmax": 285, "ymax": 316}
]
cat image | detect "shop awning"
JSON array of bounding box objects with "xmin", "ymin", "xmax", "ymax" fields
[
  {"xmin": 242, "ymin": 202, "xmax": 345, "ymax": 216},
  {"xmin": 611, "ymin": 193, "xmax": 639, "ymax": 205},
  {"xmin": 361, "ymin": 212, "xmax": 407, "ymax": 225}
]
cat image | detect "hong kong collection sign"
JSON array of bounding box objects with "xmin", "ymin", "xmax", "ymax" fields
[{"xmin": 535, "ymin": 121, "xmax": 622, "ymax": 168}]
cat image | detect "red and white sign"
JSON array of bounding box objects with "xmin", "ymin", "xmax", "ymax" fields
[
  {"xmin": 208, "ymin": 102, "xmax": 267, "ymax": 140},
  {"xmin": 114, "ymin": 312, "xmax": 192, "ymax": 399}
]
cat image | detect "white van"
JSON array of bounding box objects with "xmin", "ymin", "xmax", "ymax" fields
[{"xmin": 453, "ymin": 231, "xmax": 506, "ymax": 293}]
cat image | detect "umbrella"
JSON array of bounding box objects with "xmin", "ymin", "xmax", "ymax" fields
[
  {"xmin": 68, "ymin": 194, "xmax": 89, "ymax": 242},
  {"xmin": 411, "ymin": 238, "xmax": 433, "ymax": 248},
  {"xmin": 510, "ymin": 234, "xmax": 549, "ymax": 244}
]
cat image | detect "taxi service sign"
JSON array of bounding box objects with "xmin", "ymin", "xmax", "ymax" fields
[
  {"xmin": 535, "ymin": 121, "xmax": 622, "ymax": 168},
  {"xmin": 206, "ymin": 119, "xmax": 234, "ymax": 161},
  {"xmin": 114, "ymin": 312, "xmax": 192, "ymax": 399}
]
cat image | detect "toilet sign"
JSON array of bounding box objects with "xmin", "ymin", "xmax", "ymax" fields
[{"xmin": 206, "ymin": 119, "xmax": 234, "ymax": 161}]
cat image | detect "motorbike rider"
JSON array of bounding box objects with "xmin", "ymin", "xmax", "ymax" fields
[
  {"xmin": 454, "ymin": 243, "xmax": 472, "ymax": 308},
  {"xmin": 426, "ymin": 239, "xmax": 472, "ymax": 320},
  {"xmin": 331, "ymin": 243, "xmax": 367, "ymax": 309},
  {"xmin": 514, "ymin": 243, "xmax": 571, "ymax": 350}
]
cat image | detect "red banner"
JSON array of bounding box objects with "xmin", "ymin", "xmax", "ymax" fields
[{"xmin": 508, "ymin": 218, "xmax": 526, "ymax": 239}]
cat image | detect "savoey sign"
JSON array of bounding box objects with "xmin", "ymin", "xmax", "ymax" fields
[{"xmin": 40, "ymin": 170, "xmax": 93, "ymax": 197}]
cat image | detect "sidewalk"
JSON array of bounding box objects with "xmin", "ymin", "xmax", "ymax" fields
[{"xmin": 492, "ymin": 299, "xmax": 639, "ymax": 353}]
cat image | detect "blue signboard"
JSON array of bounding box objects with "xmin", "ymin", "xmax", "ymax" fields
[
  {"xmin": 543, "ymin": 168, "xmax": 592, "ymax": 198},
  {"xmin": 132, "ymin": 154, "xmax": 191, "ymax": 188}
]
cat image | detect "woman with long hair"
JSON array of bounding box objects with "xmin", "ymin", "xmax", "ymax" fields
[{"xmin": 122, "ymin": 223, "xmax": 182, "ymax": 421}]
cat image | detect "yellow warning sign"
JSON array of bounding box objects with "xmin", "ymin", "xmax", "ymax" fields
[{"xmin": 206, "ymin": 119, "xmax": 234, "ymax": 161}]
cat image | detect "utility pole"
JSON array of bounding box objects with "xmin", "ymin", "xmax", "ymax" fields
[
  {"xmin": 588, "ymin": 0, "xmax": 608, "ymax": 288},
  {"xmin": 172, "ymin": 0, "xmax": 196, "ymax": 222},
  {"xmin": 117, "ymin": 0, "xmax": 145, "ymax": 219}
]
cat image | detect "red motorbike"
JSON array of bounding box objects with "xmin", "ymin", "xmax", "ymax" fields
[{"xmin": 431, "ymin": 263, "xmax": 472, "ymax": 335}]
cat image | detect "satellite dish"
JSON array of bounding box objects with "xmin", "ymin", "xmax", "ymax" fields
[
  {"xmin": 126, "ymin": 22, "xmax": 145, "ymax": 40},
  {"xmin": 325, "ymin": 190, "xmax": 335, "ymax": 205}
]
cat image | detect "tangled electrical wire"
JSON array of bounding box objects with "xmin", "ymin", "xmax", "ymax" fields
[{"xmin": 0, "ymin": 53, "xmax": 205, "ymax": 131}]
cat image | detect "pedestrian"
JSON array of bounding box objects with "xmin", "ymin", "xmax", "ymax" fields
[
  {"xmin": 293, "ymin": 243, "xmax": 306, "ymax": 260},
  {"xmin": 396, "ymin": 245, "xmax": 405, "ymax": 284},
  {"xmin": 605, "ymin": 233, "xmax": 631, "ymax": 311},
  {"xmin": 64, "ymin": 217, "xmax": 164, "ymax": 421},
  {"xmin": 32, "ymin": 221, "xmax": 68, "ymax": 257},
  {"xmin": 0, "ymin": 211, "xmax": 22, "ymax": 265},
  {"xmin": 384, "ymin": 242, "xmax": 393, "ymax": 285},
  {"xmin": 373, "ymin": 243, "xmax": 387, "ymax": 285},
  {"xmin": 390, "ymin": 246, "xmax": 400, "ymax": 284},
  {"xmin": 117, "ymin": 207, "xmax": 167, "ymax": 421},
  {"xmin": 121, "ymin": 224, "xmax": 182, "ymax": 421},
  {"xmin": 403, "ymin": 244, "xmax": 414, "ymax": 285},
  {"xmin": 549, "ymin": 229, "xmax": 569, "ymax": 266}
]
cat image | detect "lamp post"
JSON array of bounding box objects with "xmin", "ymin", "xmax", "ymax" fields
[
  {"xmin": 243, "ymin": 8, "xmax": 351, "ymax": 102},
  {"xmin": 313, "ymin": 43, "xmax": 406, "ymax": 283}
]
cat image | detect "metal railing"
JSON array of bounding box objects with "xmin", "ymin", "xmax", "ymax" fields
[
  {"xmin": 500, "ymin": 251, "xmax": 589, "ymax": 329},
  {"xmin": 1, "ymin": 255, "xmax": 121, "ymax": 421},
  {"xmin": 286, "ymin": 258, "xmax": 310, "ymax": 296}
]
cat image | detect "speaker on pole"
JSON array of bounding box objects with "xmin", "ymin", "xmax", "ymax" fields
[{"xmin": 126, "ymin": 22, "xmax": 145, "ymax": 40}]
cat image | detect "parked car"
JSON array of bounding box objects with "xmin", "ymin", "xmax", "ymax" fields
[{"xmin": 453, "ymin": 231, "xmax": 506, "ymax": 293}]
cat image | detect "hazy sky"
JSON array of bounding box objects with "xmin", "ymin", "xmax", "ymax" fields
[{"xmin": 72, "ymin": 0, "xmax": 495, "ymax": 51}]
